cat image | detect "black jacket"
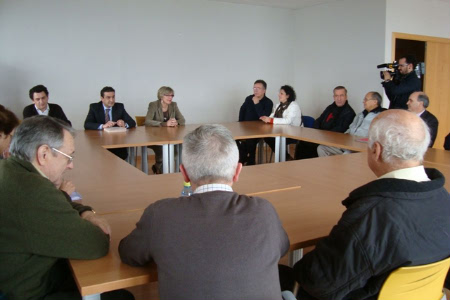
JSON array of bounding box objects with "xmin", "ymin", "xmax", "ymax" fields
[
  {"xmin": 420, "ymin": 110, "xmax": 439, "ymax": 147},
  {"xmin": 313, "ymin": 101, "xmax": 355, "ymax": 133},
  {"xmin": 84, "ymin": 102, "xmax": 136, "ymax": 130},
  {"xmin": 294, "ymin": 168, "xmax": 450, "ymax": 300},
  {"xmin": 383, "ymin": 71, "xmax": 422, "ymax": 109},
  {"xmin": 238, "ymin": 95, "xmax": 273, "ymax": 121},
  {"xmin": 23, "ymin": 103, "xmax": 71, "ymax": 126},
  {"xmin": 445, "ymin": 133, "xmax": 450, "ymax": 150}
]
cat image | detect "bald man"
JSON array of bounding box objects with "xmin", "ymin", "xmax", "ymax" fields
[
  {"xmin": 407, "ymin": 91, "xmax": 438, "ymax": 147},
  {"xmin": 286, "ymin": 110, "xmax": 450, "ymax": 300}
]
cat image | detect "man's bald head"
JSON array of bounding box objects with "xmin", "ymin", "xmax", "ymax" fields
[{"xmin": 367, "ymin": 110, "xmax": 430, "ymax": 175}]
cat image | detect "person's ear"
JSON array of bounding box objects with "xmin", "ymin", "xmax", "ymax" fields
[
  {"xmin": 232, "ymin": 163, "xmax": 243, "ymax": 183},
  {"xmin": 35, "ymin": 144, "xmax": 51, "ymax": 166}
]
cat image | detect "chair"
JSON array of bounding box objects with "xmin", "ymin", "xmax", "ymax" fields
[
  {"xmin": 378, "ymin": 257, "xmax": 450, "ymax": 300},
  {"xmin": 135, "ymin": 116, "xmax": 146, "ymax": 126},
  {"xmin": 301, "ymin": 115, "xmax": 315, "ymax": 128}
]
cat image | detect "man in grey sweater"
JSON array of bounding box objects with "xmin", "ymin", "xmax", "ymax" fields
[{"xmin": 119, "ymin": 124, "xmax": 290, "ymax": 300}]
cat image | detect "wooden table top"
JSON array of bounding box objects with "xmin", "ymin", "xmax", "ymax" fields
[{"xmin": 69, "ymin": 123, "xmax": 450, "ymax": 296}]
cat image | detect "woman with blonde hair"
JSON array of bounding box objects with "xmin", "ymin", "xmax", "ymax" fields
[{"xmin": 145, "ymin": 86, "xmax": 185, "ymax": 174}]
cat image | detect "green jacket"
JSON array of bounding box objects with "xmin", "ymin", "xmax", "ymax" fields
[
  {"xmin": 144, "ymin": 99, "xmax": 186, "ymax": 127},
  {"xmin": 0, "ymin": 157, "xmax": 109, "ymax": 300}
]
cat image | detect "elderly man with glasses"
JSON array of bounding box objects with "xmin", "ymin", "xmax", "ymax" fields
[{"xmin": 0, "ymin": 116, "xmax": 134, "ymax": 300}]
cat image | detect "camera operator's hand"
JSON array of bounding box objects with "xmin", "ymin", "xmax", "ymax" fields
[{"xmin": 383, "ymin": 71, "xmax": 392, "ymax": 81}]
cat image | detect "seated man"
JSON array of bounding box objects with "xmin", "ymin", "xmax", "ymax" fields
[
  {"xmin": 84, "ymin": 86, "xmax": 136, "ymax": 160},
  {"xmin": 285, "ymin": 110, "xmax": 450, "ymax": 300},
  {"xmin": 317, "ymin": 91, "xmax": 385, "ymax": 156},
  {"xmin": 296, "ymin": 86, "xmax": 355, "ymax": 159},
  {"xmin": 0, "ymin": 116, "xmax": 133, "ymax": 300},
  {"xmin": 238, "ymin": 79, "xmax": 273, "ymax": 165},
  {"xmin": 23, "ymin": 84, "xmax": 72, "ymax": 126},
  {"xmin": 119, "ymin": 124, "xmax": 289, "ymax": 300},
  {"xmin": 407, "ymin": 91, "xmax": 438, "ymax": 147}
]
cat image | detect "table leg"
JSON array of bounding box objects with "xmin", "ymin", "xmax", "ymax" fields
[
  {"xmin": 288, "ymin": 248, "xmax": 303, "ymax": 267},
  {"xmin": 141, "ymin": 146, "xmax": 148, "ymax": 174},
  {"xmin": 275, "ymin": 137, "xmax": 280, "ymax": 163},
  {"xmin": 169, "ymin": 144, "xmax": 175, "ymax": 173},
  {"xmin": 82, "ymin": 293, "xmax": 101, "ymax": 300},
  {"xmin": 176, "ymin": 144, "xmax": 182, "ymax": 172},
  {"xmin": 128, "ymin": 147, "xmax": 136, "ymax": 167},
  {"xmin": 162, "ymin": 144, "xmax": 169, "ymax": 174},
  {"xmin": 258, "ymin": 139, "xmax": 264, "ymax": 164},
  {"xmin": 280, "ymin": 137, "xmax": 286, "ymax": 162}
]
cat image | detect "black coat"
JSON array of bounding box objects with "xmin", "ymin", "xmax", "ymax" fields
[
  {"xmin": 294, "ymin": 168, "xmax": 450, "ymax": 300},
  {"xmin": 238, "ymin": 95, "xmax": 273, "ymax": 121},
  {"xmin": 383, "ymin": 71, "xmax": 422, "ymax": 109},
  {"xmin": 23, "ymin": 103, "xmax": 71, "ymax": 126},
  {"xmin": 420, "ymin": 110, "xmax": 439, "ymax": 147},
  {"xmin": 313, "ymin": 101, "xmax": 356, "ymax": 133},
  {"xmin": 84, "ymin": 102, "xmax": 136, "ymax": 130}
]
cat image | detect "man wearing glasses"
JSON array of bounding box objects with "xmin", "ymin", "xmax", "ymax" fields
[
  {"xmin": 238, "ymin": 79, "xmax": 273, "ymax": 165},
  {"xmin": 0, "ymin": 116, "xmax": 133, "ymax": 300},
  {"xmin": 317, "ymin": 91, "xmax": 385, "ymax": 156},
  {"xmin": 382, "ymin": 54, "xmax": 422, "ymax": 109}
]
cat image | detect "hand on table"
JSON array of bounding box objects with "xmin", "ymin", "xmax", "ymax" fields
[
  {"xmin": 116, "ymin": 119, "xmax": 126, "ymax": 127},
  {"xmin": 81, "ymin": 211, "xmax": 111, "ymax": 236},
  {"xmin": 103, "ymin": 121, "xmax": 116, "ymax": 128},
  {"xmin": 260, "ymin": 116, "xmax": 272, "ymax": 123},
  {"xmin": 167, "ymin": 118, "xmax": 178, "ymax": 127}
]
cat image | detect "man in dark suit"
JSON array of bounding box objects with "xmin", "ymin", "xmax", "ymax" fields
[
  {"xmin": 84, "ymin": 86, "xmax": 136, "ymax": 159},
  {"xmin": 23, "ymin": 85, "xmax": 71, "ymax": 126},
  {"xmin": 382, "ymin": 54, "xmax": 422, "ymax": 109},
  {"xmin": 407, "ymin": 91, "xmax": 438, "ymax": 147}
]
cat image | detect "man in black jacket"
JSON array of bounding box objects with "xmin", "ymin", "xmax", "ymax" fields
[
  {"xmin": 407, "ymin": 91, "xmax": 438, "ymax": 147},
  {"xmin": 84, "ymin": 86, "xmax": 136, "ymax": 159},
  {"xmin": 288, "ymin": 109, "xmax": 450, "ymax": 300},
  {"xmin": 23, "ymin": 85, "xmax": 71, "ymax": 126},
  {"xmin": 296, "ymin": 86, "xmax": 355, "ymax": 159},
  {"xmin": 382, "ymin": 54, "xmax": 422, "ymax": 109},
  {"xmin": 237, "ymin": 79, "xmax": 273, "ymax": 165}
]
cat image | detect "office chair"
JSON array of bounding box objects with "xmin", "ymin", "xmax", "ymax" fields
[
  {"xmin": 378, "ymin": 257, "xmax": 450, "ymax": 300},
  {"xmin": 301, "ymin": 115, "xmax": 315, "ymax": 128}
]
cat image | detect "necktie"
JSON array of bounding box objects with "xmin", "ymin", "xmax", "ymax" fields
[{"xmin": 105, "ymin": 109, "xmax": 111, "ymax": 123}]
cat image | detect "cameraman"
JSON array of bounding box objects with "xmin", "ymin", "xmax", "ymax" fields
[{"xmin": 382, "ymin": 54, "xmax": 421, "ymax": 109}]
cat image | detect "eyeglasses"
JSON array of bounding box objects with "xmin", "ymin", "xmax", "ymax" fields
[
  {"xmin": 164, "ymin": 94, "xmax": 175, "ymax": 97},
  {"xmin": 398, "ymin": 64, "xmax": 409, "ymax": 67},
  {"xmin": 51, "ymin": 147, "xmax": 74, "ymax": 164},
  {"xmin": 363, "ymin": 98, "xmax": 376, "ymax": 102}
]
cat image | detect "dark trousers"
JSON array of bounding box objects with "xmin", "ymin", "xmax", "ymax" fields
[
  {"xmin": 237, "ymin": 138, "xmax": 260, "ymax": 165},
  {"xmin": 108, "ymin": 148, "xmax": 128, "ymax": 160},
  {"xmin": 295, "ymin": 141, "xmax": 320, "ymax": 159}
]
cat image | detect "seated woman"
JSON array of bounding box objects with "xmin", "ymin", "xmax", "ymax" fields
[
  {"xmin": 260, "ymin": 85, "xmax": 302, "ymax": 160},
  {"xmin": 0, "ymin": 105, "xmax": 20, "ymax": 159},
  {"xmin": 145, "ymin": 86, "xmax": 186, "ymax": 174}
]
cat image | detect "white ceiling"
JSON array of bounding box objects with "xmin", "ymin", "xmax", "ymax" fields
[{"xmin": 207, "ymin": 0, "xmax": 343, "ymax": 10}]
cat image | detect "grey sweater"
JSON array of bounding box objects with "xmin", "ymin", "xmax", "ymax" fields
[{"xmin": 119, "ymin": 191, "xmax": 289, "ymax": 300}]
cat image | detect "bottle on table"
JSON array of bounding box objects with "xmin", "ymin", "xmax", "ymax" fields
[{"xmin": 181, "ymin": 181, "xmax": 192, "ymax": 196}]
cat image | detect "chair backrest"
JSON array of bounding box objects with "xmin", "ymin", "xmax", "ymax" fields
[
  {"xmin": 302, "ymin": 115, "xmax": 315, "ymax": 128},
  {"xmin": 135, "ymin": 116, "xmax": 146, "ymax": 126},
  {"xmin": 378, "ymin": 257, "xmax": 450, "ymax": 300}
]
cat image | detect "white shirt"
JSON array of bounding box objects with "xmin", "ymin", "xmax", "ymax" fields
[
  {"xmin": 194, "ymin": 184, "xmax": 233, "ymax": 194},
  {"xmin": 378, "ymin": 165, "xmax": 430, "ymax": 182},
  {"xmin": 35, "ymin": 104, "xmax": 49, "ymax": 116}
]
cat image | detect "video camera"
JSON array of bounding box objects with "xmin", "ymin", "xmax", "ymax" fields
[{"xmin": 377, "ymin": 61, "xmax": 399, "ymax": 80}]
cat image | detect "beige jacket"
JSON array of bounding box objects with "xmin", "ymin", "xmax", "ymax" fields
[{"xmin": 144, "ymin": 100, "xmax": 186, "ymax": 127}]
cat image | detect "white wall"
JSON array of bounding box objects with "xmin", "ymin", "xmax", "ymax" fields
[
  {"xmin": 385, "ymin": 0, "xmax": 450, "ymax": 62},
  {"xmin": 0, "ymin": 0, "xmax": 295, "ymax": 129},
  {"xmin": 294, "ymin": 0, "xmax": 386, "ymax": 117}
]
